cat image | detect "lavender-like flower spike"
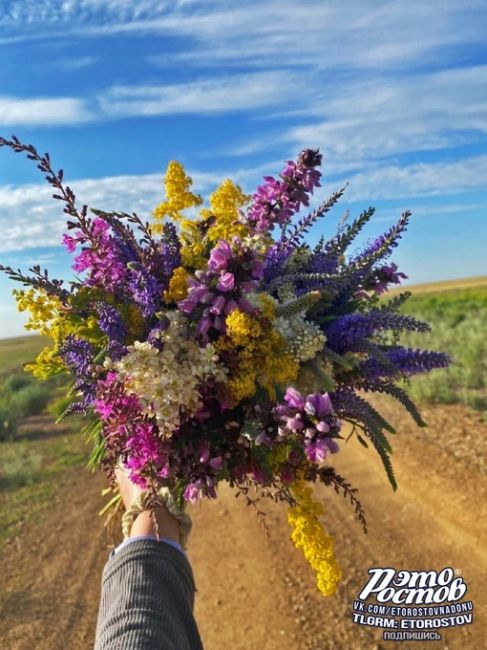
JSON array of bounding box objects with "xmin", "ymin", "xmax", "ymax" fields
[
  {"xmin": 127, "ymin": 263, "xmax": 163, "ymax": 318},
  {"xmin": 244, "ymin": 149, "xmax": 322, "ymax": 234},
  {"xmin": 58, "ymin": 335, "xmax": 95, "ymax": 377},
  {"xmin": 325, "ymin": 310, "xmax": 430, "ymax": 353},
  {"xmin": 359, "ymin": 347, "xmax": 451, "ymax": 379},
  {"xmin": 96, "ymin": 302, "xmax": 127, "ymax": 342},
  {"xmin": 159, "ymin": 222, "xmax": 182, "ymax": 278},
  {"xmin": 350, "ymin": 211, "xmax": 411, "ymax": 270}
]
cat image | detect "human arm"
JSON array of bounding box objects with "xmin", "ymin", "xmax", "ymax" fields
[{"xmin": 94, "ymin": 469, "xmax": 203, "ymax": 650}]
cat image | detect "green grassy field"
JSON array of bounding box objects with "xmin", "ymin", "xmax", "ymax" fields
[
  {"xmin": 0, "ymin": 335, "xmax": 50, "ymax": 378},
  {"xmin": 398, "ymin": 280, "xmax": 487, "ymax": 412}
]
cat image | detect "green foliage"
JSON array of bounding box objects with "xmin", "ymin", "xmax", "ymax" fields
[
  {"xmin": 0, "ymin": 400, "xmax": 19, "ymax": 441},
  {"xmin": 3, "ymin": 373, "xmax": 35, "ymax": 392},
  {"xmin": 47, "ymin": 394, "xmax": 75, "ymax": 421},
  {"xmin": 0, "ymin": 442, "xmax": 43, "ymax": 489},
  {"xmin": 9, "ymin": 383, "xmax": 51, "ymax": 418},
  {"xmin": 398, "ymin": 285, "xmax": 487, "ymax": 412},
  {"xmin": 0, "ymin": 335, "xmax": 49, "ymax": 377}
]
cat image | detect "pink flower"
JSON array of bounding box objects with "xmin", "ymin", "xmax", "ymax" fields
[
  {"xmin": 216, "ymin": 271, "xmax": 235, "ymax": 292},
  {"xmin": 284, "ymin": 387, "xmax": 305, "ymax": 409},
  {"xmin": 208, "ymin": 240, "xmax": 232, "ymax": 271}
]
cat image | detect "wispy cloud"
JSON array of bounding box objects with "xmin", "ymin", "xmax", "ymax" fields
[
  {"xmin": 54, "ymin": 56, "xmax": 99, "ymax": 71},
  {"xmin": 342, "ymin": 155, "xmax": 487, "ymax": 202},
  {"xmin": 98, "ymin": 71, "xmax": 308, "ymax": 117},
  {"xmin": 0, "ymin": 96, "xmax": 93, "ymax": 126},
  {"xmin": 229, "ymin": 64, "xmax": 487, "ymax": 165}
]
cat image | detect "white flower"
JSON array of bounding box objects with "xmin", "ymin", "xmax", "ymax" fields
[
  {"xmin": 114, "ymin": 311, "xmax": 227, "ymax": 437},
  {"xmin": 275, "ymin": 314, "xmax": 327, "ymax": 363}
]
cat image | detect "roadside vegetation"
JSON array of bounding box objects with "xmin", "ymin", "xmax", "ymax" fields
[
  {"xmin": 398, "ymin": 282, "xmax": 487, "ymax": 413},
  {"xmin": 0, "ymin": 336, "xmax": 87, "ymax": 546}
]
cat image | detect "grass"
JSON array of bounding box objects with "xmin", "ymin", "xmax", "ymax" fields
[
  {"xmin": 0, "ymin": 334, "xmax": 88, "ymax": 546},
  {"xmin": 0, "ymin": 421, "xmax": 88, "ymax": 546},
  {"xmin": 0, "ymin": 335, "xmax": 50, "ymax": 378},
  {"xmin": 398, "ymin": 283, "xmax": 487, "ymax": 412}
]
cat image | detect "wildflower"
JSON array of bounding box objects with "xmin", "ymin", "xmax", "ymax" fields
[
  {"xmin": 244, "ymin": 149, "xmax": 322, "ymax": 234},
  {"xmin": 153, "ymin": 161, "xmax": 203, "ymax": 227},
  {"xmin": 288, "ymin": 480, "xmax": 342, "ymax": 596},
  {"xmin": 202, "ymin": 179, "xmax": 250, "ymax": 243},
  {"xmin": 164, "ymin": 266, "xmax": 190, "ymax": 303}
]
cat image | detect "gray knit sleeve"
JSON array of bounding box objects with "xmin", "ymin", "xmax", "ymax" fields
[{"xmin": 94, "ymin": 539, "xmax": 203, "ymax": 650}]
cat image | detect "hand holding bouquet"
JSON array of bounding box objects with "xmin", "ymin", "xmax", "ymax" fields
[{"xmin": 0, "ymin": 137, "xmax": 449, "ymax": 595}]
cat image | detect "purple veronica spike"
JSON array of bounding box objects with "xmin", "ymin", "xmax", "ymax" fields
[
  {"xmin": 325, "ymin": 311, "xmax": 430, "ymax": 353},
  {"xmin": 96, "ymin": 303, "xmax": 127, "ymax": 342}
]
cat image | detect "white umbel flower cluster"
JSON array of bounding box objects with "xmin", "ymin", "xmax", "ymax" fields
[
  {"xmin": 275, "ymin": 314, "xmax": 327, "ymax": 363},
  {"xmin": 114, "ymin": 312, "xmax": 227, "ymax": 437}
]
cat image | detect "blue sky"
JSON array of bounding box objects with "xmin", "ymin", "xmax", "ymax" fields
[{"xmin": 0, "ymin": 0, "xmax": 486, "ymax": 338}]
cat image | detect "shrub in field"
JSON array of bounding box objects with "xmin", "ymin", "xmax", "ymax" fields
[
  {"xmin": 0, "ymin": 442, "xmax": 42, "ymax": 489},
  {"xmin": 9, "ymin": 383, "xmax": 52, "ymax": 418},
  {"xmin": 3, "ymin": 373, "xmax": 35, "ymax": 393},
  {"xmin": 0, "ymin": 399, "xmax": 19, "ymax": 440}
]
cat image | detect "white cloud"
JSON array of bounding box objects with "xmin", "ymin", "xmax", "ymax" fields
[
  {"xmin": 226, "ymin": 63, "xmax": 487, "ymax": 169},
  {"xmin": 342, "ymin": 156, "xmax": 487, "ymax": 202},
  {"xmin": 98, "ymin": 71, "xmax": 308, "ymax": 117},
  {"xmin": 57, "ymin": 56, "xmax": 98, "ymax": 71},
  {"xmin": 0, "ymin": 96, "xmax": 93, "ymax": 126}
]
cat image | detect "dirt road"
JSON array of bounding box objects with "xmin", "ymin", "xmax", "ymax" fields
[{"xmin": 1, "ymin": 398, "xmax": 485, "ymax": 649}]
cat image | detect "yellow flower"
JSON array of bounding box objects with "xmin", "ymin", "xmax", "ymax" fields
[
  {"xmin": 153, "ymin": 161, "xmax": 203, "ymax": 227},
  {"xmin": 216, "ymin": 312, "xmax": 298, "ymax": 405},
  {"xmin": 288, "ymin": 481, "xmax": 342, "ymax": 596},
  {"xmin": 164, "ymin": 266, "xmax": 190, "ymax": 303},
  {"xmin": 13, "ymin": 288, "xmax": 63, "ymax": 336},
  {"xmin": 180, "ymin": 241, "xmax": 207, "ymax": 270},
  {"xmin": 13, "ymin": 288, "xmax": 103, "ymax": 379},
  {"xmin": 25, "ymin": 346, "xmax": 64, "ymax": 380},
  {"xmin": 201, "ymin": 179, "xmax": 250, "ymax": 243},
  {"xmin": 225, "ymin": 310, "xmax": 262, "ymax": 347}
]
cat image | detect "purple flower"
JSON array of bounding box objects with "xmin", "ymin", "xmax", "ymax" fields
[
  {"xmin": 325, "ymin": 311, "xmax": 430, "ymax": 353},
  {"xmin": 179, "ymin": 238, "xmax": 263, "ymax": 340},
  {"xmin": 69, "ymin": 217, "xmax": 129, "ymax": 293},
  {"xmin": 96, "ymin": 303, "xmax": 127, "ymax": 342},
  {"xmin": 305, "ymin": 437, "xmax": 339, "ymax": 463},
  {"xmin": 360, "ymin": 346, "xmax": 450, "ymax": 379},
  {"xmin": 284, "ymin": 387, "xmax": 306, "ymax": 409},
  {"xmin": 304, "ymin": 392, "xmax": 332, "ymax": 417},
  {"xmin": 58, "ymin": 336, "xmax": 94, "ymax": 377},
  {"xmin": 244, "ymin": 149, "xmax": 322, "ymax": 234},
  {"xmin": 127, "ymin": 265, "xmax": 162, "ymax": 317},
  {"xmin": 208, "ymin": 239, "xmax": 233, "ymax": 271},
  {"xmin": 216, "ymin": 271, "xmax": 235, "ymax": 292},
  {"xmin": 274, "ymin": 388, "xmax": 341, "ymax": 466}
]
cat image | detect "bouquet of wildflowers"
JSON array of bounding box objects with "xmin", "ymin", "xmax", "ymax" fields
[{"xmin": 0, "ymin": 136, "xmax": 449, "ymax": 595}]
